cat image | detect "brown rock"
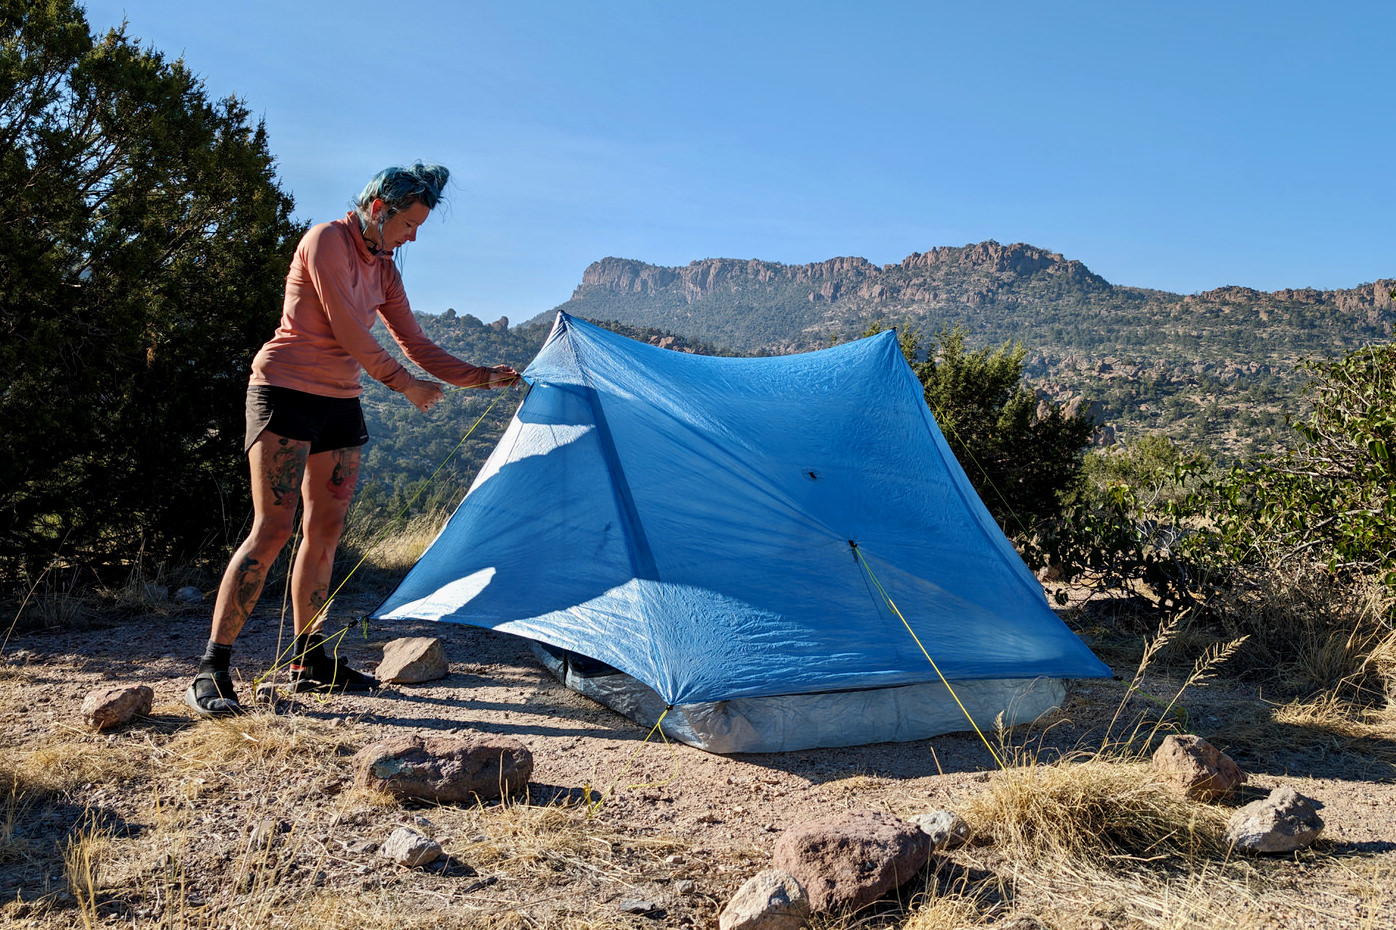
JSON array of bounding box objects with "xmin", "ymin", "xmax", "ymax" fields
[
  {"xmin": 80, "ymin": 684, "xmax": 153, "ymax": 730},
  {"xmin": 772, "ymin": 809, "xmax": 932, "ymax": 913},
  {"xmin": 353, "ymin": 732, "xmax": 532, "ymax": 803},
  {"xmin": 1153, "ymin": 734, "xmax": 1246, "ymax": 800},
  {"xmin": 377, "ymin": 637, "xmax": 449, "ymax": 684},
  {"xmin": 1062, "ymin": 396, "xmax": 1105, "ymax": 425}
]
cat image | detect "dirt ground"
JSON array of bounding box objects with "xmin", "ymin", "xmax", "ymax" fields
[{"xmin": 3, "ymin": 592, "xmax": 1395, "ymax": 928}]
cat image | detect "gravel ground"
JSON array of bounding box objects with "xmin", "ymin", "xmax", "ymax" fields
[{"xmin": 2, "ymin": 592, "xmax": 1394, "ymax": 928}]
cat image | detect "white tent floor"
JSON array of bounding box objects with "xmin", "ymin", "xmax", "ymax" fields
[{"xmin": 533, "ymin": 644, "xmax": 1066, "ymax": 754}]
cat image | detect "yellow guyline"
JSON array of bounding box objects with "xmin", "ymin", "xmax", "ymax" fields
[
  {"xmin": 261, "ymin": 380, "xmax": 521, "ymax": 693},
  {"xmin": 850, "ymin": 541, "xmax": 1007, "ymax": 771},
  {"xmin": 583, "ymin": 707, "xmax": 680, "ymax": 818}
]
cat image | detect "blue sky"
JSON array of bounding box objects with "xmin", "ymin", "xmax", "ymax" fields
[{"xmin": 83, "ymin": 1, "xmax": 1395, "ymax": 321}]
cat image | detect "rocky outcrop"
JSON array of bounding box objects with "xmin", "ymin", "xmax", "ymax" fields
[
  {"xmin": 574, "ymin": 243, "xmax": 1100, "ymax": 310},
  {"xmin": 897, "ymin": 240, "xmax": 1106, "ymax": 287},
  {"xmin": 566, "ymin": 246, "xmax": 1392, "ymax": 351},
  {"xmin": 578, "ymin": 257, "xmax": 679, "ymax": 297},
  {"xmin": 542, "ymin": 244, "xmax": 1396, "ymax": 462},
  {"xmin": 577, "ymin": 255, "xmax": 880, "ymax": 305}
]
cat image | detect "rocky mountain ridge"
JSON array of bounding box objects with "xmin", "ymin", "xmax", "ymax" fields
[
  {"xmin": 535, "ymin": 241, "xmax": 1394, "ymax": 456},
  {"xmin": 565, "ymin": 242, "xmax": 1119, "ymax": 348},
  {"xmin": 560, "ymin": 243, "xmax": 1392, "ymax": 349}
]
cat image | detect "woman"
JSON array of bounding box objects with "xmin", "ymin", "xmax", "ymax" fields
[{"xmin": 185, "ymin": 162, "xmax": 519, "ymax": 716}]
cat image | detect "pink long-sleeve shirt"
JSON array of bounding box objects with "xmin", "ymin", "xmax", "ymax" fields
[{"xmin": 249, "ymin": 212, "xmax": 489, "ymax": 397}]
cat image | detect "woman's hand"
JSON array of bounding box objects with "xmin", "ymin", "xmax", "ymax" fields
[
  {"xmin": 480, "ymin": 364, "xmax": 521, "ymax": 388},
  {"xmin": 404, "ymin": 377, "xmax": 445, "ymax": 412}
]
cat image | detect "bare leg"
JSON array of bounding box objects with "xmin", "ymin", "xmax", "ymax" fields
[
  {"xmin": 208, "ymin": 433, "xmax": 310, "ymax": 645},
  {"xmin": 291, "ymin": 446, "xmax": 361, "ymax": 636}
]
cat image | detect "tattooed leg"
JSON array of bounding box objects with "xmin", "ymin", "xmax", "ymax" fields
[
  {"xmin": 208, "ymin": 432, "xmax": 310, "ymax": 645},
  {"xmin": 291, "ymin": 447, "xmax": 362, "ymax": 636},
  {"xmin": 265, "ymin": 438, "xmax": 309, "ymax": 508}
]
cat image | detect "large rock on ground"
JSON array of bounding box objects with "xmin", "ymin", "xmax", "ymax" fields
[
  {"xmin": 772, "ymin": 809, "xmax": 932, "ymax": 913},
  {"xmin": 353, "ymin": 732, "xmax": 532, "ymax": 803},
  {"xmin": 1225, "ymin": 786, "xmax": 1325, "ymax": 854},
  {"xmin": 376, "ymin": 637, "xmax": 449, "ymax": 684},
  {"xmin": 719, "ymin": 868, "xmax": 809, "ymax": 930},
  {"xmin": 81, "ymin": 684, "xmax": 153, "ymax": 730},
  {"xmin": 1153, "ymin": 733, "xmax": 1246, "ymax": 800}
]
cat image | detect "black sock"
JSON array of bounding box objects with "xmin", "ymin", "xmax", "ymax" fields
[
  {"xmin": 293, "ymin": 631, "xmax": 325, "ymax": 668},
  {"xmin": 199, "ymin": 641, "xmax": 232, "ymax": 674}
]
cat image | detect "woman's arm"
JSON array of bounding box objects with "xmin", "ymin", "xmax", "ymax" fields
[{"xmin": 376, "ymin": 272, "xmax": 520, "ymax": 389}]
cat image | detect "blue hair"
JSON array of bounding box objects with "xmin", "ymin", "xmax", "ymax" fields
[{"xmin": 354, "ymin": 161, "xmax": 450, "ymax": 219}]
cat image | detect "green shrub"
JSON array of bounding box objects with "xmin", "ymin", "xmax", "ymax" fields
[{"xmin": 0, "ymin": 1, "xmax": 300, "ymax": 583}]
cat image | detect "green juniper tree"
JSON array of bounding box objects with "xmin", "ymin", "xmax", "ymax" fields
[
  {"xmin": 1207, "ymin": 343, "xmax": 1396, "ymax": 582},
  {"xmin": 0, "ymin": 0, "xmax": 300, "ymax": 582}
]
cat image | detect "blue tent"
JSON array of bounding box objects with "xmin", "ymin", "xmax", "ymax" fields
[{"xmin": 374, "ymin": 312, "xmax": 1111, "ymax": 752}]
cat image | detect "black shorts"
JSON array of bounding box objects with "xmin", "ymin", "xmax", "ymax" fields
[{"xmin": 244, "ymin": 385, "xmax": 370, "ymax": 454}]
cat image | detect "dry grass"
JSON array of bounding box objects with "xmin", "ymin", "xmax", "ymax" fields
[
  {"xmin": 1, "ymin": 765, "xmax": 36, "ymax": 866},
  {"xmin": 894, "ymin": 887, "xmax": 992, "ymax": 930},
  {"xmin": 12, "ymin": 736, "xmax": 150, "ymax": 797},
  {"xmin": 19, "ymin": 704, "xmax": 719, "ymax": 930},
  {"xmin": 1338, "ymin": 858, "xmax": 1396, "ymax": 929},
  {"xmin": 864, "ymin": 749, "xmax": 1333, "ymax": 930},
  {"xmin": 63, "ymin": 814, "xmax": 113, "ymax": 930},
  {"xmin": 825, "ymin": 774, "xmax": 891, "ymax": 794},
  {"xmin": 462, "ymin": 798, "xmax": 686, "ymax": 879},
  {"xmin": 1202, "ymin": 565, "xmax": 1395, "ymax": 702},
  {"xmin": 1364, "ymin": 630, "xmax": 1396, "ymax": 707},
  {"xmin": 13, "ymin": 572, "xmax": 96, "ymax": 631},
  {"xmin": 5, "ymin": 554, "xmax": 205, "ymax": 639},
  {"xmin": 1080, "ymin": 611, "xmax": 1249, "ymax": 762},
  {"xmin": 337, "ymin": 505, "xmax": 452, "ymax": 594},
  {"xmin": 4, "ymin": 704, "xmax": 1385, "ymax": 930},
  {"xmin": 964, "ymin": 757, "xmax": 1232, "ymax": 867},
  {"xmin": 158, "ymin": 710, "xmax": 359, "ymax": 775},
  {"xmin": 53, "ymin": 793, "xmax": 706, "ymax": 930},
  {"xmin": 1211, "ymin": 692, "xmax": 1396, "ymax": 774},
  {"xmin": 61, "ymin": 811, "xmax": 341, "ymax": 930},
  {"xmin": 857, "ymin": 605, "xmax": 1395, "ymax": 930}
]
